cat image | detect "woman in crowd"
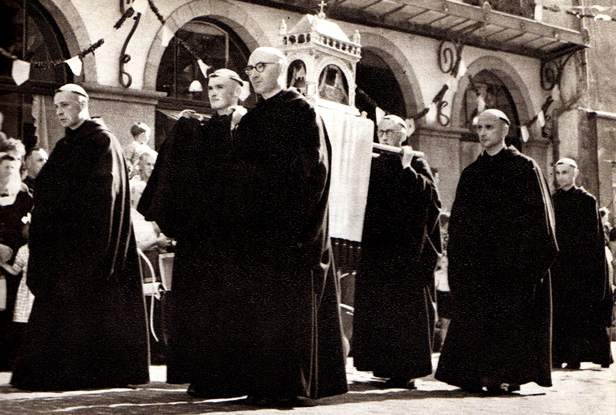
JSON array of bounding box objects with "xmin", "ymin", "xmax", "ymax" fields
[{"xmin": 0, "ymin": 151, "xmax": 33, "ymax": 370}]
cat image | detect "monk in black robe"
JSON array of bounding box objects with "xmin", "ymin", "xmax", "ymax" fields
[
  {"xmin": 551, "ymin": 158, "xmax": 613, "ymax": 369},
  {"xmin": 139, "ymin": 69, "xmax": 249, "ymax": 397},
  {"xmin": 353, "ymin": 115, "xmax": 441, "ymax": 388},
  {"xmin": 224, "ymin": 47, "xmax": 347, "ymax": 405},
  {"xmin": 435, "ymin": 109, "xmax": 558, "ymax": 394},
  {"xmin": 11, "ymin": 84, "xmax": 149, "ymax": 391}
]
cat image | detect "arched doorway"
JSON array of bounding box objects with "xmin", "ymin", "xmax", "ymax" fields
[
  {"xmin": 155, "ymin": 18, "xmax": 252, "ymax": 149},
  {"xmin": 356, "ymin": 48, "xmax": 406, "ymax": 127},
  {"xmin": 461, "ymin": 69, "xmax": 521, "ymax": 148},
  {"xmin": 0, "ymin": 0, "xmax": 71, "ymax": 151},
  {"xmin": 457, "ymin": 69, "xmax": 523, "ymax": 170}
]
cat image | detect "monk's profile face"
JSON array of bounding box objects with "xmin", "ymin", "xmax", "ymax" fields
[
  {"xmin": 54, "ymin": 90, "xmax": 87, "ymax": 129},
  {"xmin": 555, "ymin": 163, "xmax": 576, "ymax": 190},
  {"xmin": 476, "ymin": 112, "xmax": 508, "ymax": 155},
  {"xmin": 208, "ymin": 76, "xmax": 240, "ymax": 112}
]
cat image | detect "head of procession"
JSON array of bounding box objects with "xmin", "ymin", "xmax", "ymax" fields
[
  {"xmin": 245, "ymin": 47, "xmax": 288, "ymax": 100},
  {"xmin": 554, "ymin": 157, "xmax": 578, "ymax": 191},
  {"xmin": 475, "ymin": 109, "xmax": 510, "ymax": 156},
  {"xmin": 377, "ymin": 115, "xmax": 408, "ymax": 148},
  {"xmin": 54, "ymin": 83, "xmax": 90, "ymax": 130},
  {"xmin": 208, "ymin": 69, "xmax": 244, "ymax": 115}
]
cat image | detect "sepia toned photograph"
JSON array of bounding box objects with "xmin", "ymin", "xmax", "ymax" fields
[{"xmin": 0, "ymin": 1, "xmax": 614, "ymax": 414}]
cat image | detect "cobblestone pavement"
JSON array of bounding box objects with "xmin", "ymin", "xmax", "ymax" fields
[{"xmin": 1, "ymin": 344, "xmax": 614, "ymax": 415}]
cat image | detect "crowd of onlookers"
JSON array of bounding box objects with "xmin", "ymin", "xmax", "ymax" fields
[{"xmin": 0, "ymin": 132, "xmax": 38, "ymax": 371}]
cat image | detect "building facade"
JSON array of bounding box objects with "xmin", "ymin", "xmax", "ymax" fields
[{"xmin": 2, "ymin": 0, "xmax": 607, "ymax": 213}]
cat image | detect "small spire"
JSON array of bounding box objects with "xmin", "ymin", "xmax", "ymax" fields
[
  {"xmin": 279, "ymin": 19, "xmax": 287, "ymax": 36},
  {"xmin": 318, "ymin": 0, "xmax": 327, "ymax": 19}
]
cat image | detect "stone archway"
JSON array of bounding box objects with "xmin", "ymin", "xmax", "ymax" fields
[
  {"xmin": 356, "ymin": 32, "xmax": 423, "ymax": 118},
  {"xmin": 143, "ymin": 0, "xmax": 270, "ymax": 91},
  {"xmin": 450, "ymin": 56, "xmax": 534, "ymax": 129},
  {"xmin": 39, "ymin": 0, "xmax": 97, "ymax": 81},
  {"xmin": 451, "ymin": 56, "xmax": 553, "ymax": 172}
]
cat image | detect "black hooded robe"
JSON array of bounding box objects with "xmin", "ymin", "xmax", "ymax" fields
[
  {"xmin": 139, "ymin": 91, "xmax": 348, "ymax": 399},
  {"xmin": 138, "ymin": 112, "xmax": 245, "ymax": 394},
  {"xmin": 353, "ymin": 153, "xmax": 441, "ymax": 380},
  {"xmin": 435, "ymin": 146, "xmax": 558, "ymax": 390},
  {"xmin": 551, "ymin": 186, "xmax": 613, "ymax": 367},
  {"xmin": 11, "ymin": 119, "xmax": 149, "ymax": 391},
  {"xmin": 225, "ymin": 89, "xmax": 348, "ymax": 399}
]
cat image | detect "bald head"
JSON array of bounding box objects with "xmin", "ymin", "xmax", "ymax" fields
[
  {"xmin": 476, "ymin": 109, "xmax": 510, "ymax": 155},
  {"xmin": 54, "ymin": 83, "xmax": 90, "ymax": 129},
  {"xmin": 245, "ymin": 47, "xmax": 288, "ymax": 99},
  {"xmin": 555, "ymin": 158, "xmax": 578, "ymax": 191},
  {"xmin": 251, "ymin": 47, "xmax": 287, "ymax": 65},
  {"xmin": 55, "ymin": 83, "xmax": 89, "ymax": 100},
  {"xmin": 556, "ymin": 157, "xmax": 578, "ymax": 170},
  {"xmin": 377, "ymin": 115, "xmax": 407, "ymax": 147},
  {"xmin": 479, "ymin": 109, "xmax": 510, "ymax": 126},
  {"xmin": 208, "ymin": 69, "xmax": 244, "ymax": 114}
]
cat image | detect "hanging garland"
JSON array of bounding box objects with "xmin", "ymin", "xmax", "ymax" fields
[
  {"xmin": 0, "ymin": 5, "xmax": 137, "ymax": 78},
  {"xmin": 386, "ymin": 37, "xmax": 555, "ymax": 143},
  {"xmin": 0, "ymin": 0, "xmax": 213, "ymax": 86},
  {"xmin": 0, "ymin": 0, "xmax": 585, "ymax": 137}
]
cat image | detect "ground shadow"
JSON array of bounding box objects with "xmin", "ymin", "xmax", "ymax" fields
[{"xmin": 0, "ymin": 378, "xmax": 549, "ymax": 414}]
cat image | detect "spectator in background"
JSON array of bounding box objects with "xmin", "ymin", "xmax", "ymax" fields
[
  {"xmin": 0, "ymin": 218, "xmax": 33, "ymax": 367},
  {"xmin": 0, "ymin": 152, "xmax": 32, "ymax": 370},
  {"xmin": 352, "ymin": 115, "xmax": 441, "ymax": 389},
  {"xmin": 130, "ymin": 179, "xmax": 170, "ymax": 364},
  {"xmin": 11, "ymin": 83, "xmax": 149, "ymax": 391},
  {"xmin": 435, "ymin": 211, "xmax": 451, "ymax": 351},
  {"xmin": 599, "ymin": 207, "xmax": 611, "ymax": 244},
  {"xmin": 131, "ymin": 180, "xmax": 168, "ymax": 252},
  {"xmin": 130, "ymin": 149, "xmax": 157, "ymax": 186},
  {"xmin": 609, "ymin": 227, "xmax": 616, "ymax": 287},
  {"xmin": 0, "ymin": 135, "xmax": 27, "ymax": 191},
  {"xmin": 0, "ymin": 133, "xmax": 26, "ymax": 167},
  {"xmin": 551, "ymin": 158, "xmax": 613, "ymax": 369},
  {"xmin": 125, "ymin": 122, "xmax": 152, "ymax": 177},
  {"xmin": 22, "ymin": 147, "xmax": 48, "ymax": 192}
]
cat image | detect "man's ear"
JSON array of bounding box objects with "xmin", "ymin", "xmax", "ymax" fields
[
  {"xmin": 234, "ymin": 84, "xmax": 243, "ymax": 99},
  {"xmin": 502, "ymin": 123, "xmax": 510, "ymax": 138}
]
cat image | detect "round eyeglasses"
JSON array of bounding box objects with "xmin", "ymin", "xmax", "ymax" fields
[
  {"xmin": 244, "ymin": 62, "xmax": 276, "ymax": 75},
  {"xmin": 377, "ymin": 129, "xmax": 405, "ymax": 137}
]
